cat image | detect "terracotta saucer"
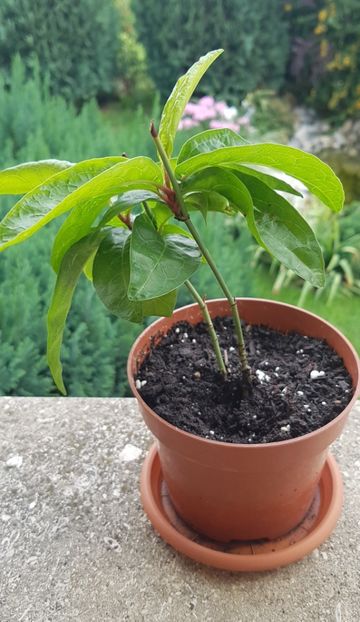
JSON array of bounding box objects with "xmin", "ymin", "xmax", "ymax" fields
[{"xmin": 140, "ymin": 444, "xmax": 343, "ymax": 572}]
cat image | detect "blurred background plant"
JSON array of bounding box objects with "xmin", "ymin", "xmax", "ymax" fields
[{"xmin": 0, "ymin": 0, "xmax": 359, "ymax": 396}]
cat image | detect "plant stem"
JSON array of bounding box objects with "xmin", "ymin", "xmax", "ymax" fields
[
  {"xmin": 142, "ymin": 200, "xmax": 157, "ymax": 226},
  {"xmin": 142, "ymin": 198, "xmax": 227, "ymax": 375},
  {"xmin": 150, "ymin": 122, "xmax": 251, "ymax": 380},
  {"xmin": 184, "ymin": 280, "xmax": 227, "ymax": 375}
]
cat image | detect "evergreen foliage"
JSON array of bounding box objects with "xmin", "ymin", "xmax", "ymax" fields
[
  {"xmin": 133, "ymin": 0, "xmax": 289, "ymax": 103},
  {"xmin": 0, "ymin": 0, "xmax": 119, "ymax": 103},
  {"xmin": 0, "ymin": 58, "xmax": 142, "ymax": 396}
]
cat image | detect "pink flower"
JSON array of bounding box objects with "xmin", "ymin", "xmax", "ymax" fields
[
  {"xmin": 192, "ymin": 106, "xmax": 216, "ymax": 122},
  {"xmin": 209, "ymin": 120, "xmax": 240, "ymax": 132},
  {"xmin": 178, "ymin": 117, "xmax": 199, "ymax": 130},
  {"xmin": 184, "ymin": 102, "xmax": 199, "ymax": 116},
  {"xmin": 214, "ymin": 101, "xmax": 229, "ymax": 115},
  {"xmin": 198, "ymin": 95, "xmax": 215, "ymax": 108},
  {"xmin": 237, "ymin": 115, "xmax": 250, "ymax": 126}
]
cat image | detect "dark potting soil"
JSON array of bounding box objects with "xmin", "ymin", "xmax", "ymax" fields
[{"xmin": 136, "ymin": 317, "xmax": 354, "ymax": 444}]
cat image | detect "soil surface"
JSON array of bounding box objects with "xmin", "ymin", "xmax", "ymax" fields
[{"xmin": 137, "ymin": 317, "xmax": 353, "ymax": 444}]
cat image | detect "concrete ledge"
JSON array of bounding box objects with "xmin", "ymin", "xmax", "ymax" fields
[{"xmin": 0, "ymin": 397, "xmax": 359, "ymax": 622}]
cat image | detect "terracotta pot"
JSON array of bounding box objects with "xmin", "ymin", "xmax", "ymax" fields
[{"xmin": 128, "ymin": 299, "xmax": 360, "ymax": 542}]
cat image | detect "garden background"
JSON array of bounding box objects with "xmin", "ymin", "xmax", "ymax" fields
[{"xmin": 0, "ymin": 0, "xmax": 359, "ymax": 397}]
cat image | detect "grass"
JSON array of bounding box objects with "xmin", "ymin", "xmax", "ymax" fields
[{"xmin": 253, "ymin": 267, "xmax": 360, "ymax": 354}]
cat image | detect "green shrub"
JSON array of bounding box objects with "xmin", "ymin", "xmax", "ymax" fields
[
  {"xmin": 0, "ymin": 58, "xmax": 143, "ymax": 396},
  {"xmin": 0, "ymin": 0, "xmax": 119, "ymax": 103},
  {"xmin": 115, "ymin": 0, "xmax": 156, "ymax": 106},
  {"xmin": 134, "ymin": 0, "xmax": 289, "ymax": 103},
  {"xmin": 286, "ymin": 0, "xmax": 360, "ymax": 120}
]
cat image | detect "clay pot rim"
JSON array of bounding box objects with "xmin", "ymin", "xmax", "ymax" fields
[{"xmin": 127, "ymin": 297, "xmax": 360, "ymax": 450}]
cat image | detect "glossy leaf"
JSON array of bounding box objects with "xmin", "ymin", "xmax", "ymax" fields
[
  {"xmin": 243, "ymin": 175, "xmax": 325, "ymax": 286},
  {"xmin": 152, "ymin": 203, "xmax": 173, "ymax": 228},
  {"xmin": 177, "ymin": 128, "xmax": 247, "ymax": 164},
  {"xmin": 182, "ymin": 167, "xmax": 253, "ymax": 214},
  {"xmin": 98, "ymin": 189, "xmax": 163, "ymax": 227},
  {"xmin": 47, "ymin": 230, "xmax": 107, "ymax": 395},
  {"xmin": 160, "ymin": 223, "xmax": 194, "ymax": 239},
  {"xmin": 221, "ymin": 162, "xmax": 302, "ymax": 196},
  {"xmin": 183, "ymin": 167, "xmax": 260, "ymax": 238},
  {"xmin": 0, "ymin": 159, "xmax": 73, "ymax": 195},
  {"xmin": 128, "ymin": 213, "xmax": 201, "ymax": 300},
  {"xmin": 175, "ymin": 143, "xmax": 344, "ymax": 213},
  {"xmin": 51, "ymin": 157, "xmax": 162, "ymax": 272},
  {"xmin": 185, "ymin": 190, "xmax": 231, "ymax": 221},
  {"xmin": 93, "ymin": 229, "xmax": 176, "ymax": 323},
  {"xmin": 0, "ymin": 156, "xmax": 126, "ymax": 251},
  {"xmin": 158, "ymin": 49, "xmax": 223, "ymax": 158}
]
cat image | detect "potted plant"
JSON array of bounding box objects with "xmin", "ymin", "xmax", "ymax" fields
[{"xmin": 0, "ymin": 50, "xmax": 358, "ymax": 571}]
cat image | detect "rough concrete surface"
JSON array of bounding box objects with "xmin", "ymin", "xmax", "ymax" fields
[{"xmin": 0, "ymin": 397, "xmax": 359, "ymax": 622}]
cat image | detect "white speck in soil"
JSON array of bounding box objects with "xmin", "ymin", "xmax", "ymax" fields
[
  {"xmin": 184, "ymin": 332, "xmax": 188, "ymax": 338},
  {"xmin": 322, "ymin": 401, "xmax": 327, "ymax": 405},
  {"xmin": 310, "ymin": 370, "xmax": 326, "ymax": 379},
  {"xmin": 296, "ymin": 349, "xmax": 304, "ymax": 354},
  {"xmin": 304, "ymin": 404, "xmax": 309, "ymax": 409},
  {"xmin": 280, "ymin": 424, "xmax": 291, "ymax": 433},
  {"xmin": 209, "ymin": 430, "xmax": 215, "ymax": 435},
  {"xmin": 252, "ymin": 415, "xmax": 257, "ymax": 419},
  {"xmin": 5, "ymin": 455, "xmax": 23, "ymax": 468},
  {"xmin": 175, "ymin": 327, "xmax": 180, "ymax": 334},
  {"xmin": 256, "ymin": 369, "xmax": 270, "ymax": 383},
  {"xmin": 281, "ymin": 387, "xmax": 288, "ymax": 394},
  {"xmin": 229, "ymin": 346, "xmax": 235, "ymax": 352},
  {"xmin": 275, "ymin": 366, "xmax": 280, "ymax": 372},
  {"xmin": 192, "ymin": 339, "xmax": 197, "ymax": 344},
  {"xmin": 141, "ymin": 380, "xmax": 147, "ymax": 387},
  {"xmin": 135, "ymin": 379, "xmax": 142, "ymax": 390},
  {"xmin": 297, "ymin": 390, "xmax": 304, "ymax": 396}
]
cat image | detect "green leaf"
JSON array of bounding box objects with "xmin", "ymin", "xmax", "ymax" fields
[
  {"xmin": 242, "ymin": 175, "xmax": 325, "ymax": 287},
  {"xmin": 160, "ymin": 223, "xmax": 194, "ymax": 240},
  {"xmin": 158, "ymin": 49, "xmax": 223, "ymax": 158},
  {"xmin": 175, "ymin": 143, "xmax": 344, "ymax": 213},
  {"xmin": 221, "ymin": 163, "xmax": 302, "ymax": 196},
  {"xmin": 0, "ymin": 159, "xmax": 73, "ymax": 195},
  {"xmin": 185, "ymin": 190, "xmax": 231, "ymax": 221},
  {"xmin": 182, "ymin": 167, "xmax": 253, "ymax": 214},
  {"xmin": 51, "ymin": 157, "xmax": 162, "ymax": 272},
  {"xmin": 182, "ymin": 167, "xmax": 260, "ymax": 237},
  {"xmin": 0, "ymin": 156, "xmax": 126, "ymax": 251},
  {"xmin": 177, "ymin": 128, "xmax": 247, "ymax": 164},
  {"xmin": 98, "ymin": 190, "xmax": 163, "ymax": 227},
  {"xmin": 152, "ymin": 203, "xmax": 173, "ymax": 228},
  {"xmin": 47, "ymin": 230, "xmax": 107, "ymax": 395},
  {"xmin": 93, "ymin": 229, "xmax": 177, "ymax": 323},
  {"xmin": 128, "ymin": 213, "xmax": 201, "ymax": 300}
]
